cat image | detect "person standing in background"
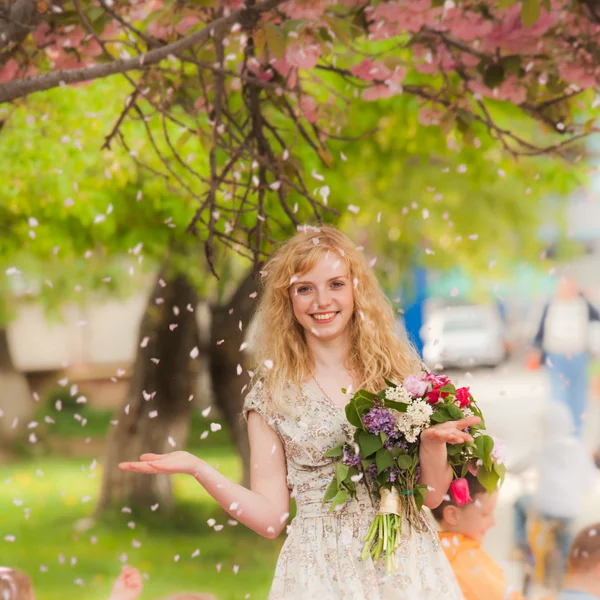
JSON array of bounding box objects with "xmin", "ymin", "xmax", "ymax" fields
[{"xmin": 528, "ymin": 274, "xmax": 600, "ymax": 438}]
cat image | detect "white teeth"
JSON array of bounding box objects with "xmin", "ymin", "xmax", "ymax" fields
[{"xmin": 313, "ymin": 312, "xmax": 336, "ymax": 321}]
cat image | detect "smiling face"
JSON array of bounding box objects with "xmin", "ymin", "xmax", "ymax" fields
[{"xmin": 289, "ymin": 251, "xmax": 354, "ymax": 344}]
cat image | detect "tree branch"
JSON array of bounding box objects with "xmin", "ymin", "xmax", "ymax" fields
[{"xmin": 0, "ymin": 0, "xmax": 284, "ymax": 103}]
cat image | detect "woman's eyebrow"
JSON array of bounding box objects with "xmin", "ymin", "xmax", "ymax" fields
[{"xmin": 294, "ymin": 275, "xmax": 348, "ymax": 285}]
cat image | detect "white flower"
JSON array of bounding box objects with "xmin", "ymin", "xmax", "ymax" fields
[
  {"xmin": 461, "ymin": 407, "xmax": 474, "ymax": 418},
  {"xmin": 384, "ymin": 384, "xmax": 413, "ymax": 404},
  {"xmin": 396, "ymin": 400, "xmax": 433, "ymax": 443}
]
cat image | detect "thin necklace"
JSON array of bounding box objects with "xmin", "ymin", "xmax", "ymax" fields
[{"xmin": 312, "ymin": 376, "xmax": 333, "ymax": 404}]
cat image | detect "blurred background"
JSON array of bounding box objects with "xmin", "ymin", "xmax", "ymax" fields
[{"xmin": 2, "ymin": 77, "xmax": 600, "ymax": 600}]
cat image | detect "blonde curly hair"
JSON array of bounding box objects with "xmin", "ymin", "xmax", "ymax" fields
[{"xmin": 251, "ymin": 225, "xmax": 424, "ymax": 411}]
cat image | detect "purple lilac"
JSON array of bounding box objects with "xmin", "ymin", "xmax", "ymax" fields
[
  {"xmin": 367, "ymin": 462, "xmax": 378, "ymax": 477},
  {"xmin": 342, "ymin": 444, "xmax": 362, "ymax": 467},
  {"xmin": 362, "ymin": 407, "xmax": 396, "ymax": 436},
  {"xmin": 387, "ymin": 467, "xmax": 400, "ymax": 483}
]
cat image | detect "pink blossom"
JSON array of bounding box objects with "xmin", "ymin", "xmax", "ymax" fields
[
  {"xmin": 469, "ymin": 74, "xmax": 527, "ymax": 105},
  {"xmin": 558, "ymin": 61, "xmax": 598, "ymax": 89},
  {"xmin": 280, "ymin": 0, "xmax": 329, "ymax": 20},
  {"xmin": 351, "ymin": 59, "xmax": 392, "ymax": 82},
  {"xmin": 285, "ymin": 40, "xmax": 321, "ymax": 70},
  {"xmin": 0, "ymin": 59, "xmax": 19, "ymax": 83},
  {"xmin": 271, "ymin": 56, "xmax": 298, "ymax": 88},
  {"xmin": 418, "ymin": 106, "xmax": 443, "ymax": 126},
  {"xmin": 362, "ymin": 85, "xmax": 393, "ymax": 101},
  {"xmin": 483, "ymin": 5, "xmax": 558, "ymax": 53},
  {"xmin": 467, "ymin": 463, "xmax": 480, "ymax": 477},
  {"xmin": 299, "ymin": 96, "xmax": 319, "ymax": 124},
  {"xmin": 32, "ymin": 22, "xmax": 55, "ymax": 47},
  {"xmin": 449, "ymin": 478, "xmax": 472, "ymax": 507},
  {"xmin": 403, "ymin": 375, "xmax": 429, "ymax": 398},
  {"xmin": 175, "ymin": 16, "xmax": 201, "ymax": 36},
  {"xmin": 148, "ymin": 21, "xmax": 174, "ymax": 41},
  {"xmin": 223, "ymin": 0, "xmax": 246, "ymax": 8}
]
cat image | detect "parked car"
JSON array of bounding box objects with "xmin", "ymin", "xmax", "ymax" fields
[{"xmin": 421, "ymin": 304, "xmax": 508, "ymax": 370}]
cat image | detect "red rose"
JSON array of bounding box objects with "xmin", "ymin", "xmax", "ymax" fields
[
  {"xmin": 450, "ymin": 478, "xmax": 472, "ymax": 507},
  {"xmin": 426, "ymin": 388, "xmax": 441, "ymax": 404},
  {"xmin": 455, "ymin": 387, "xmax": 472, "ymax": 408}
]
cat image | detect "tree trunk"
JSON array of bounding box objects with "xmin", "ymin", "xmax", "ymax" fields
[
  {"xmin": 0, "ymin": 327, "xmax": 32, "ymax": 448},
  {"xmin": 209, "ymin": 271, "xmax": 260, "ymax": 488},
  {"xmin": 97, "ymin": 266, "xmax": 200, "ymax": 514}
]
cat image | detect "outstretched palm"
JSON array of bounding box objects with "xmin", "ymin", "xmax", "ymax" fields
[{"xmin": 119, "ymin": 451, "xmax": 201, "ymax": 477}]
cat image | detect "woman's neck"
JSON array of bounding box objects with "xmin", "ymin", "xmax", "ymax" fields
[{"xmin": 306, "ymin": 331, "xmax": 352, "ymax": 375}]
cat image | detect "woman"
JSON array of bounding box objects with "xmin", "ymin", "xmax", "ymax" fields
[{"xmin": 120, "ymin": 226, "xmax": 478, "ymax": 599}]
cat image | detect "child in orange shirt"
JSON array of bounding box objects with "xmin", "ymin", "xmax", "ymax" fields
[{"xmin": 431, "ymin": 473, "xmax": 524, "ymax": 600}]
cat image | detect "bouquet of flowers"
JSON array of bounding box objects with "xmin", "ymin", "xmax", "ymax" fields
[{"xmin": 322, "ymin": 373, "xmax": 505, "ymax": 574}]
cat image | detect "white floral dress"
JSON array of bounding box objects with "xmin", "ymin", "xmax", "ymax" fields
[{"xmin": 242, "ymin": 381, "xmax": 464, "ymax": 600}]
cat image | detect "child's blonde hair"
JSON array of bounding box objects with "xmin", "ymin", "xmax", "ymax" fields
[
  {"xmin": 252, "ymin": 225, "xmax": 423, "ymax": 410},
  {"xmin": 0, "ymin": 568, "xmax": 35, "ymax": 600}
]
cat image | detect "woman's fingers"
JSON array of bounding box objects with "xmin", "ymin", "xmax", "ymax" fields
[
  {"xmin": 453, "ymin": 416, "xmax": 481, "ymax": 429},
  {"xmin": 118, "ymin": 461, "xmax": 161, "ymax": 473},
  {"xmin": 139, "ymin": 453, "xmax": 168, "ymax": 461}
]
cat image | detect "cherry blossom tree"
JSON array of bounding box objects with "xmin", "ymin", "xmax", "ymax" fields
[{"xmin": 2, "ymin": 0, "xmax": 599, "ymax": 269}]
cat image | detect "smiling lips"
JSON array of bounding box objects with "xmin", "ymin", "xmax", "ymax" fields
[{"xmin": 311, "ymin": 311, "xmax": 339, "ymax": 323}]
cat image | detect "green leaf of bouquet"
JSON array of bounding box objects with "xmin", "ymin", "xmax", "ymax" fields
[
  {"xmin": 494, "ymin": 462, "xmax": 507, "ymax": 482},
  {"xmin": 413, "ymin": 484, "xmax": 429, "ymax": 511},
  {"xmin": 447, "ymin": 443, "xmax": 464, "ymax": 456},
  {"xmin": 383, "ymin": 377, "xmax": 397, "ymax": 388},
  {"xmin": 447, "ymin": 404, "xmax": 464, "ymax": 420},
  {"xmin": 322, "ymin": 478, "xmax": 339, "ymax": 503},
  {"xmin": 328, "ymin": 489, "xmax": 349, "ymax": 512},
  {"xmin": 396, "ymin": 454, "xmax": 413, "ymax": 470},
  {"xmin": 345, "ymin": 402, "xmax": 363, "ymax": 428},
  {"xmin": 336, "ymin": 462, "xmax": 350, "ymax": 482},
  {"xmin": 383, "ymin": 400, "xmax": 409, "ymax": 413},
  {"xmin": 439, "ymin": 384, "xmax": 456, "ymax": 394},
  {"xmin": 461, "ymin": 463, "xmax": 470, "ymax": 478},
  {"xmin": 431, "ymin": 408, "xmax": 452, "ymax": 423},
  {"xmin": 356, "ymin": 389, "xmax": 378, "ymax": 401},
  {"xmin": 474, "ymin": 435, "xmax": 495, "ymax": 469},
  {"xmin": 477, "ymin": 468, "xmax": 500, "ymax": 495},
  {"xmin": 323, "ymin": 444, "xmax": 344, "ymax": 458},
  {"xmin": 376, "ymin": 448, "xmax": 395, "ymax": 473},
  {"xmin": 358, "ymin": 431, "xmax": 384, "ymax": 457}
]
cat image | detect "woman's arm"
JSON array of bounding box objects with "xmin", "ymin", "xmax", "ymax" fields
[
  {"xmin": 418, "ymin": 416, "xmax": 480, "ymax": 509},
  {"xmin": 119, "ymin": 411, "xmax": 290, "ymax": 540}
]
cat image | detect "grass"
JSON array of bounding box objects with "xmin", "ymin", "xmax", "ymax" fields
[{"xmin": 0, "ymin": 411, "xmax": 282, "ymax": 600}]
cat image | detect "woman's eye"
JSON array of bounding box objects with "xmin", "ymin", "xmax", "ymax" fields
[
  {"xmin": 331, "ymin": 281, "xmax": 344, "ymax": 288},
  {"xmin": 297, "ymin": 286, "xmax": 311, "ymax": 293}
]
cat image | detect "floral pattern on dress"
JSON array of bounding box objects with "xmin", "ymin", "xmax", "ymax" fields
[{"xmin": 243, "ymin": 381, "xmax": 463, "ymax": 600}]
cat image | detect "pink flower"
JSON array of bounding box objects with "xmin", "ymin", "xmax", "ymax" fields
[
  {"xmin": 362, "ymin": 84, "xmax": 393, "ymax": 101},
  {"xmin": 403, "ymin": 375, "xmax": 429, "ymax": 398},
  {"xmin": 449, "ymin": 478, "xmax": 472, "ymax": 507},
  {"xmin": 175, "ymin": 16, "xmax": 201, "ymax": 36},
  {"xmin": 467, "ymin": 463, "xmax": 480, "ymax": 477},
  {"xmin": 0, "ymin": 59, "xmax": 19, "ymax": 84},
  {"xmin": 455, "ymin": 387, "xmax": 472, "ymax": 408},
  {"xmin": 281, "ymin": 0, "xmax": 329, "ymax": 20},
  {"xmin": 425, "ymin": 373, "xmax": 450, "ymax": 387},
  {"xmin": 350, "ymin": 58, "xmax": 392, "ymax": 82},
  {"xmin": 299, "ymin": 96, "xmax": 319, "ymax": 123},
  {"xmin": 285, "ymin": 40, "xmax": 321, "ymax": 70}
]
